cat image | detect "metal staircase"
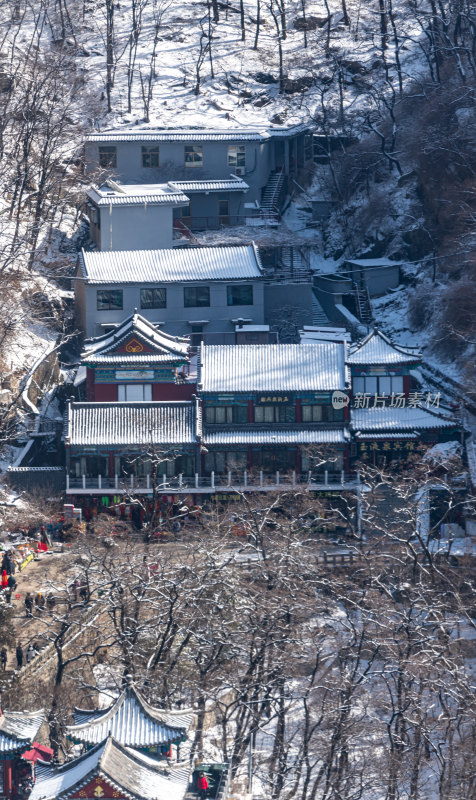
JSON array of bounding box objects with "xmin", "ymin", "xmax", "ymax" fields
[
  {"xmin": 279, "ymin": 246, "xmax": 311, "ymax": 280},
  {"xmin": 260, "ymin": 168, "xmax": 285, "ymax": 214},
  {"xmin": 353, "ymin": 280, "xmax": 373, "ymax": 324}
]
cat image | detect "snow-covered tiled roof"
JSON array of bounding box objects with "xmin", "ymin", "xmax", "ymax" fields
[
  {"xmin": 86, "ymin": 123, "xmax": 310, "ymax": 143},
  {"xmin": 0, "ymin": 710, "xmax": 44, "ymax": 752},
  {"xmin": 66, "ymin": 402, "xmax": 196, "ymax": 447},
  {"xmin": 169, "ymin": 178, "xmax": 248, "ymax": 192},
  {"xmin": 30, "ymin": 736, "xmax": 191, "ymax": 800},
  {"xmin": 67, "ymin": 687, "xmax": 193, "ymax": 747},
  {"xmin": 82, "ymin": 313, "xmax": 190, "ymax": 361},
  {"xmin": 199, "ymin": 343, "xmax": 348, "ymax": 393},
  {"xmin": 87, "ymin": 182, "xmax": 189, "ymax": 207},
  {"xmin": 347, "ymin": 329, "xmax": 421, "ymax": 365},
  {"xmin": 351, "ymin": 406, "xmax": 455, "ymax": 432},
  {"xmin": 79, "ymin": 244, "xmax": 263, "ymax": 284},
  {"xmin": 203, "ymin": 429, "xmax": 348, "ymax": 445}
]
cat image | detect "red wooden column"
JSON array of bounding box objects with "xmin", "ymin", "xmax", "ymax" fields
[{"xmin": 4, "ymin": 759, "xmax": 12, "ymax": 797}]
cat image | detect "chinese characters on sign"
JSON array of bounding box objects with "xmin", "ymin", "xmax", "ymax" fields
[
  {"xmin": 358, "ymin": 441, "xmax": 416, "ymax": 459},
  {"xmin": 258, "ymin": 395, "xmax": 291, "ymax": 404},
  {"xmin": 352, "ymin": 392, "xmax": 441, "ymax": 409}
]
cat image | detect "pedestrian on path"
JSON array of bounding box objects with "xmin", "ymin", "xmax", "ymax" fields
[
  {"xmin": 26, "ymin": 644, "xmax": 35, "ymax": 663},
  {"xmin": 197, "ymin": 773, "xmax": 208, "ymax": 800},
  {"xmin": 0, "ymin": 647, "xmax": 7, "ymax": 671},
  {"xmin": 16, "ymin": 644, "xmax": 23, "ymax": 669},
  {"xmin": 25, "ymin": 593, "xmax": 33, "ymax": 617}
]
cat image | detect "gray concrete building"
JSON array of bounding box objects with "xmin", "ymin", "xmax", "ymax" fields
[
  {"xmin": 84, "ymin": 125, "xmax": 314, "ymax": 221},
  {"xmin": 75, "ymin": 244, "xmax": 266, "ymax": 342}
]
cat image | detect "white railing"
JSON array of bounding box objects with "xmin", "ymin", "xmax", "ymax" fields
[{"xmin": 67, "ymin": 471, "xmax": 361, "ymax": 493}]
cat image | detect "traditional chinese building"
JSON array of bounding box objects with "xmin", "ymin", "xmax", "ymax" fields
[
  {"xmin": 0, "ymin": 707, "xmax": 44, "ymax": 798},
  {"xmin": 198, "ymin": 343, "xmax": 350, "ymax": 479},
  {"xmin": 28, "ymin": 735, "xmax": 192, "ymax": 800},
  {"xmin": 65, "ymin": 326, "xmax": 460, "ymax": 501},
  {"xmin": 347, "ymin": 329, "xmax": 459, "ymax": 464},
  {"xmin": 65, "ymin": 686, "xmax": 193, "ymax": 758},
  {"xmin": 78, "ymin": 311, "xmax": 194, "ymax": 403}
]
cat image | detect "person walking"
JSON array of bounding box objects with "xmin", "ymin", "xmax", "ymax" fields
[
  {"xmin": 6, "ymin": 574, "xmax": 17, "ymax": 604},
  {"xmin": 26, "ymin": 644, "xmax": 35, "ymax": 663},
  {"xmin": 0, "ymin": 647, "xmax": 7, "ymax": 671},
  {"xmin": 25, "ymin": 593, "xmax": 33, "ymax": 617},
  {"xmin": 16, "ymin": 644, "xmax": 23, "ymax": 669},
  {"xmin": 197, "ymin": 772, "xmax": 209, "ymax": 800}
]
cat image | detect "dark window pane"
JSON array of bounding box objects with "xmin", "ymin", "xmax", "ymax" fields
[
  {"xmin": 140, "ymin": 288, "xmax": 166, "ymax": 309},
  {"xmin": 218, "ymin": 199, "xmax": 229, "ymax": 216},
  {"xmin": 235, "ymin": 405, "xmax": 248, "ymax": 424},
  {"xmin": 99, "ymin": 146, "xmax": 117, "ymax": 168},
  {"xmin": 227, "ymin": 145, "xmax": 246, "ymax": 167},
  {"xmin": 142, "ymin": 146, "xmax": 160, "ymax": 168},
  {"xmin": 97, "ymin": 290, "xmax": 123, "ymax": 310},
  {"xmin": 184, "ymin": 286, "xmax": 210, "ymax": 307},
  {"xmin": 184, "ymin": 145, "xmax": 203, "ymax": 167},
  {"xmin": 227, "ymin": 285, "xmax": 253, "ymax": 306}
]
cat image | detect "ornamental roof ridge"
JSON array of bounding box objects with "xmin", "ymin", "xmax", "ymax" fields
[
  {"xmin": 81, "ymin": 312, "xmax": 190, "ymax": 360},
  {"xmin": 67, "ymin": 684, "xmax": 193, "ymax": 739},
  {"xmin": 0, "ymin": 709, "xmax": 45, "ymax": 744},
  {"xmin": 30, "ymin": 734, "xmax": 192, "ymax": 800},
  {"xmin": 347, "ymin": 328, "xmax": 421, "ymax": 365}
]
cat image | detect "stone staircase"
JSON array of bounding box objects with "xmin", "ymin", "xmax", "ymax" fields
[
  {"xmin": 312, "ymin": 291, "xmax": 331, "ymax": 326},
  {"xmin": 279, "ymin": 246, "xmax": 311, "ymax": 280}
]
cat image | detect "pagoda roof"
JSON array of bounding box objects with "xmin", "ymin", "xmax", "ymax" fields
[
  {"xmin": 0, "ymin": 709, "xmax": 44, "ymax": 753},
  {"xmin": 347, "ymin": 329, "xmax": 421, "ymax": 366},
  {"xmin": 66, "ymin": 686, "xmax": 193, "ymax": 747},
  {"xmin": 82, "ymin": 312, "xmax": 190, "ymax": 364},
  {"xmin": 29, "ymin": 736, "xmax": 191, "ymax": 800}
]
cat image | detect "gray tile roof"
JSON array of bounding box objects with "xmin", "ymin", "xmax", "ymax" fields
[
  {"xmin": 86, "ymin": 123, "xmax": 310, "ymax": 143},
  {"xmin": 30, "ymin": 736, "xmax": 191, "ymax": 800},
  {"xmin": 347, "ymin": 329, "xmax": 420, "ymax": 365},
  {"xmin": 199, "ymin": 343, "xmax": 348, "ymax": 393},
  {"xmin": 66, "ymin": 402, "xmax": 196, "ymax": 447},
  {"xmin": 203, "ymin": 429, "xmax": 348, "ymax": 444},
  {"xmin": 169, "ymin": 178, "xmax": 249, "ymax": 192},
  {"xmin": 88, "ymin": 183, "xmax": 189, "ymax": 206},
  {"xmin": 351, "ymin": 406, "xmax": 455, "ymax": 432},
  {"xmin": 67, "ymin": 687, "xmax": 193, "ymax": 747},
  {"xmin": 79, "ymin": 244, "xmax": 263, "ymax": 284},
  {"xmin": 88, "ymin": 128, "xmax": 266, "ymax": 142},
  {"xmin": 82, "ymin": 313, "xmax": 190, "ymax": 361},
  {"xmin": 0, "ymin": 710, "xmax": 44, "ymax": 752}
]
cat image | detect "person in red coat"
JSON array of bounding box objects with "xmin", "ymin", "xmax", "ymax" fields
[
  {"xmin": 197, "ymin": 772, "xmax": 208, "ymax": 800},
  {"xmin": 1, "ymin": 569, "xmax": 8, "ymax": 589}
]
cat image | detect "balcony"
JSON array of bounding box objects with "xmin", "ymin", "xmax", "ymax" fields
[{"xmin": 66, "ymin": 470, "xmax": 362, "ymax": 495}]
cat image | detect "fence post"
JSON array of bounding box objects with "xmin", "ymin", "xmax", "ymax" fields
[
  {"xmin": 179, "ymin": 473, "xmax": 183, "ymax": 488},
  {"xmin": 276, "ymin": 470, "xmax": 280, "ymax": 485},
  {"xmin": 66, "ymin": 473, "xmax": 70, "ymax": 491},
  {"xmin": 228, "ymin": 470, "xmax": 231, "ymax": 486},
  {"xmin": 324, "ymin": 470, "xmax": 328, "ymax": 486},
  {"xmin": 98, "ymin": 475, "xmax": 102, "ymax": 489},
  {"xmin": 292, "ymin": 470, "xmax": 296, "ymax": 486},
  {"xmin": 130, "ymin": 474, "xmax": 134, "ymax": 489},
  {"xmin": 115, "ymin": 474, "xmax": 118, "ymax": 490},
  {"xmin": 308, "ymin": 470, "xmax": 312, "ymax": 484},
  {"xmin": 211, "ymin": 471, "xmax": 215, "ymax": 490},
  {"xmin": 244, "ymin": 470, "xmax": 247, "ymax": 487},
  {"xmin": 82, "ymin": 474, "xmax": 86, "ymax": 490},
  {"xmin": 341, "ymin": 470, "xmax": 345, "ymax": 486},
  {"xmin": 260, "ymin": 470, "xmax": 263, "ymax": 487},
  {"xmin": 146, "ymin": 474, "xmax": 150, "ymax": 489},
  {"xmin": 195, "ymin": 473, "xmax": 199, "ymax": 489}
]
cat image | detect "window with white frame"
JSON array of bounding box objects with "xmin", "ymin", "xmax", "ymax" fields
[
  {"xmin": 118, "ymin": 384, "xmax": 152, "ymax": 401},
  {"xmin": 353, "ymin": 376, "xmax": 404, "ymax": 395},
  {"xmin": 227, "ymin": 145, "xmax": 246, "ymax": 168}
]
